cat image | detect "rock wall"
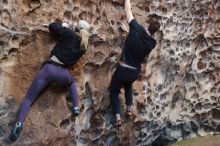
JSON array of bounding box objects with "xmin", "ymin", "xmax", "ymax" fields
[{"xmin": 0, "ymin": 0, "xmax": 220, "ymax": 146}]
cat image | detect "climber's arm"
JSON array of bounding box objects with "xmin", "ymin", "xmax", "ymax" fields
[
  {"xmin": 124, "ymin": 0, "xmax": 134, "ymax": 23},
  {"xmin": 48, "ymin": 22, "xmax": 64, "ymax": 36}
]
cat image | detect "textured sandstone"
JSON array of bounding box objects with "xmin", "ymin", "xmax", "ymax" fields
[{"xmin": 0, "ymin": 0, "xmax": 220, "ymax": 146}]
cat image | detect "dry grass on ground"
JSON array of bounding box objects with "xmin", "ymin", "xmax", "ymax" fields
[{"xmin": 171, "ymin": 135, "xmax": 220, "ymax": 146}]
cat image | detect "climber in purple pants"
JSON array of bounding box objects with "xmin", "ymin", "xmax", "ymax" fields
[
  {"xmin": 10, "ymin": 19, "xmax": 91, "ymax": 142},
  {"xmin": 16, "ymin": 62, "xmax": 79, "ymax": 123}
]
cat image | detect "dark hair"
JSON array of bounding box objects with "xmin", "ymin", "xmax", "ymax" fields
[
  {"xmin": 55, "ymin": 18, "xmax": 63, "ymax": 23},
  {"xmin": 148, "ymin": 21, "xmax": 160, "ymax": 35}
]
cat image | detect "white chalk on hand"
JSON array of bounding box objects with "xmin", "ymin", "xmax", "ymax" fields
[{"xmin": 62, "ymin": 22, "xmax": 69, "ymax": 28}]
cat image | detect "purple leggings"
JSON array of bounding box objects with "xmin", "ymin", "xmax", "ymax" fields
[{"xmin": 16, "ymin": 63, "xmax": 79, "ymax": 123}]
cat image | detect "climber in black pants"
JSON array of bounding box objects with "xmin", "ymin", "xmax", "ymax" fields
[{"xmin": 110, "ymin": 0, "xmax": 160, "ymax": 127}]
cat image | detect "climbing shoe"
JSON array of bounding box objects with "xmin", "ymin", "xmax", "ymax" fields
[
  {"xmin": 110, "ymin": 118, "xmax": 122, "ymax": 129},
  {"xmin": 72, "ymin": 107, "xmax": 80, "ymax": 117},
  {"xmin": 9, "ymin": 122, "xmax": 23, "ymax": 142},
  {"xmin": 125, "ymin": 111, "xmax": 132, "ymax": 119},
  {"xmin": 114, "ymin": 120, "xmax": 122, "ymax": 128}
]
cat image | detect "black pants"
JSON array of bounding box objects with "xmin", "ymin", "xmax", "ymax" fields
[{"xmin": 110, "ymin": 65, "xmax": 140, "ymax": 114}]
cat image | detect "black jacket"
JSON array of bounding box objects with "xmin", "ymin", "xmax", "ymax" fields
[
  {"xmin": 121, "ymin": 19, "xmax": 156, "ymax": 70},
  {"xmin": 49, "ymin": 22, "xmax": 85, "ymax": 67}
]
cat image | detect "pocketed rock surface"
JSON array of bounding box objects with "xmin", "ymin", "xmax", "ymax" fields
[{"xmin": 0, "ymin": 0, "xmax": 220, "ymax": 146}]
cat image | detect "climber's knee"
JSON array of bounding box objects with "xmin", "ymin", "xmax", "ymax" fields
[{"xmin": 68, "ymin": 77, "xmax": 75, "ymax": 86}]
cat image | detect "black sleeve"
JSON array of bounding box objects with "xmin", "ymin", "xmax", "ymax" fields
[
  {"xmin": 49, "ymin": 22, "xmax": 65, "ymax": 37},
  {"xmin": 129, "ymin": 19, "xmax": 142, "ymax": 30}
]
